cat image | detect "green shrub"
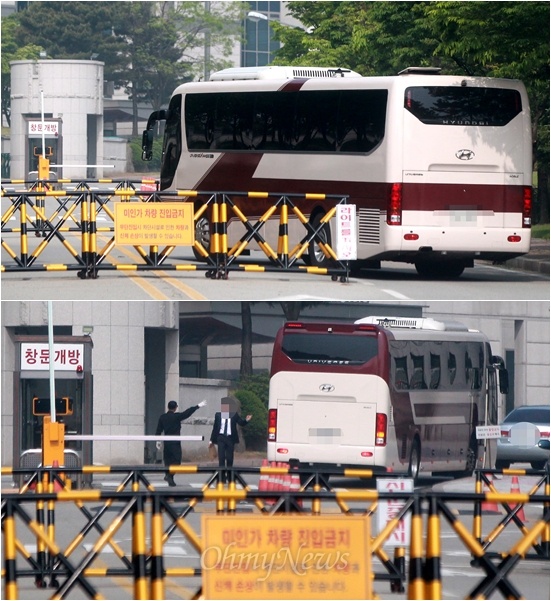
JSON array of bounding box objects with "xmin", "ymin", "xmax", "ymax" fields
[
  {"xmin": 236, "ymin": 372, "xmax": 270, "ymax": 409},
  {"xmin": 129, "ymin": 136, "xmax": 163, "ymax": 172},
  {"xmin": 532, "ymin": 224, "xmax": 550, "ymax": 240},
  {"xmin": 233, "ymin": 389, "xmax": 268, "ymax": 451}
]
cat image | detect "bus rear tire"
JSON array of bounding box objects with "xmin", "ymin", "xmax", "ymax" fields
[
  {"xmin": 407, "ymin": 439, "xmax": 421, "ymax": 482},
  {"xmin": 415, "ymin": 260, "xmax": 465, "ymax": 279},
  {"xmin": 193, "ymin": 215, "xmax": 211, "ymax": 262},
  {"xmin": 495, "ymin": 459, "xmax": 510, "ymax": 470},
  {"xmin": 304, "ymin": 212, "xmax": 332, "ymax": 267}
]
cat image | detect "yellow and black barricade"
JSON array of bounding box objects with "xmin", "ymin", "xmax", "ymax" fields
[
  {"xmin": 1, "ymin": 463, "xmax": 549, "ymax": 600},
  {"xmin": 2, "ymin": 178, "xmax": 351, "ymax": 281}
]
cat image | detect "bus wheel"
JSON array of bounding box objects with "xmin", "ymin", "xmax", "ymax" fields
[
  {"xmin": 463, "ymin": 434, "xmax": 478, "ymax": 477},
  {"xmin": 414, "ymin": 260, "xmax": 465, "ymax": 279},
  {"xmin": 495, "ymin": 459, "xmax": 510, "ymax": 470},
  {"xmin": 407, "ymin": 439, "xmax": 421, "ymax": 482},
  {"xmin": 193, "ymin": 215, "xmax": 211, "ymax": 262},
  {"xmin": 305, "ymin": 212, "xmax": 332, "ymax": 267}
]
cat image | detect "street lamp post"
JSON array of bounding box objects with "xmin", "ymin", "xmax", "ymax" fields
[{"xmin": 204, "ymin": 1, "xmax": 211, "ymax": 81}]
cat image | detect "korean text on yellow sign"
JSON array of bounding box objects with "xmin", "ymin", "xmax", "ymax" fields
[
  {"xmin": 114, "ymin": 202, "xmax": 194, "ymax": 246},
  {"xmin": 201, "ymin": 514, "xmax": 371, "ymax": 599}
]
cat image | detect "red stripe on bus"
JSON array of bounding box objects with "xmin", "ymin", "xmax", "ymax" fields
[{"xmin": 193, "ymin": 153, "xmax": 526, "ymax": 214}]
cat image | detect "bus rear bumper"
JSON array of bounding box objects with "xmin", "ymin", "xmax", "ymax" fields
[{"xmin": 363, "ymin": 226, "xmax": 531, "ymax": 264}]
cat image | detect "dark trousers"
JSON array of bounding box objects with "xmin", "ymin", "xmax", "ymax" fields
[
  {"xmin": 216, "ymin": 434, "xmax": 235, "ymax": 483},
  {"xmin": 163, "ymin": 442, "xmax": 182, "ymax": 467}
]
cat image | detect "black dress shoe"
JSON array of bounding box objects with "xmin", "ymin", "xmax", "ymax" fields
[{"xmin": 168, "ymin": 479, "xmax": 176, "ymax": 487}]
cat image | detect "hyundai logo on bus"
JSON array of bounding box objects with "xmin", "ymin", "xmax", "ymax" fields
[
  {"xmin": 456, "ymin": 149, "xmax": 475, "ymax": 160},
  {"xmin": 319, "ymin": 383, "xmax": 335, "ymax": 393}
]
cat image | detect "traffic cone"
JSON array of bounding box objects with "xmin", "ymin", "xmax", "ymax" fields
[
  {"xmin": 283, "ymin": 474, "xmax": 292, "ymax": 492},
  {"xmin": 265, "ymin": 462, "xmax": 277, "ymax": 505},
  {"xmin": 290, "ymin": 470, "xmax": 303, "ymax": 508},
  {"xmin": 258, "ymin": 459, "xmax": 269, "ymax": 493},
  {"xmin": 508, "ymin": 475, "xmax": 526, "ymax": 522},
  {"xmin": 481, "ymin": 472, "xmax": 501, "ymax": 514},
  {"xmin": 276, "ymin": 462, "xmax": 285, "ymax": 491}
]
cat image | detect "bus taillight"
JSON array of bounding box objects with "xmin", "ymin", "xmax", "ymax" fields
[
  {"xmin": 523, "ymin": 186, "xmax": 532, "ymax": 228},
  {"xmin": 387, "ymin": 183, "xmax": 402, "ymax": 225},
  {"xmin": 268, "ymin": 409, "xmax": 277, "ymax": 441},
  {"xmin": 375, "ymin": 413, "xmax": 387, "ymax": 446}
]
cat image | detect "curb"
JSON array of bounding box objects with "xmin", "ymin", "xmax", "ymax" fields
[{"xmin": 505, "ymin": 257, "xmax": 550, "ymax": 275}]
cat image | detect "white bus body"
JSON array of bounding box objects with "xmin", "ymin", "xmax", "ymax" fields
[
  {"xmin": 144, "ymin": 66, "xmax": 532, "ymax": 277},
  {"xmin": 268, "ymin": 317, "xmax": 506, "ymax": 479}
]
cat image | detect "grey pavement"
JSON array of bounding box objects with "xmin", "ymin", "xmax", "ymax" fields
[{"xmin": 503, "ymin": 237, "xmax": 550, "ymax": 275}]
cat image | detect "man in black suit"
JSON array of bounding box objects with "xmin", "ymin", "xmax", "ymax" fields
[
  {"xmin": 156, "ymin": 399, "xmax": 206, "ymax": 486},
  {"xmin": 209, "ymin": 397, "xmax": 252, "ymax": 483}
]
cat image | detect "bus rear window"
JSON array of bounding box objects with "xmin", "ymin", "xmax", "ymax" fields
[
  {"xmin": 281, "ymin": 333, "xmax": 378, "ymax": 365},
  {"xmin": 404, "ymin": 86, "xmax": 522, "ymax": 126}
]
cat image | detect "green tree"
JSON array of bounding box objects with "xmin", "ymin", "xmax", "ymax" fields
[
  {"xmin": 236, "ymin": 373, "xmax": 270, "ymax": 409},
  {"xmin": 233, "ymin": 389, "xmax": 268, "ymax": 451},
  {"xmin": 423, "ymin": 1, "xmax": 550, "ymax": 223},
  {"xmin": 274, "ymin": 1, "xmax": 549, "ymax": 222},
  {"xmin": 15, "ymin": 2, "xmax": 128, "ymax": 83},
  {"xmin": 10, "ymin": 1, "xmax": 244, "ymax": 135},
  {"xmin": 1, "ymin": 15, "xmax": 42, "ymax": 126}
]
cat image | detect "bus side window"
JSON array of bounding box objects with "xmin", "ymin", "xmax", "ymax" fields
[
  {"xmin": 448, "ymin": 352, "xmax": 457, "ymax": 386},
  {"xmin": 410, "ymin": 354, "xmax": 428, "ymax": 389},
  {"xmin": 429, "ymin": 353, "xmax": 441, "ymax": 389},
  {"xmin": 394, "ymin": 356, "xmax": 409, "ymax": 390}
]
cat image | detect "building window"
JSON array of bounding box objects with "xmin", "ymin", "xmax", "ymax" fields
[{"xmin": 242, "ymin": 1, "xmax": 281, "ymax": 67}]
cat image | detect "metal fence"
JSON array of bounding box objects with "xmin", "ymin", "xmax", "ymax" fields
[
  {"xmin": 1, "ymin": 464, "xmax": 548, "ymax": 600},
  {"xmin": 1, "ymin": 178, "xmax": 351, "ymax": 281}
]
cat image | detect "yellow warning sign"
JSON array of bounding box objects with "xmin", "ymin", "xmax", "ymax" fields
[
  {"xmin": 201, "ymin": 514, "xmax": 372, "ymax": 599},
  {"xmin": 114, "ymin": 202, "xmax": 194, "ymax": 246}
]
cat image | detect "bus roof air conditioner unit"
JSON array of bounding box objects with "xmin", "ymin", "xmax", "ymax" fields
[
  {"xmin": 210, "ymin": 66, "xmax": 362, "ymax": 81},
  {"xmin": 355, "ymin": 316, "xmax": 469, "ymax": 332}
]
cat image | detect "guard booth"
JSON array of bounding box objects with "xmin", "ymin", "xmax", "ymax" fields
[{"xmin": 13, "ymin": 335, "xmax": 93, "ymax": 483}]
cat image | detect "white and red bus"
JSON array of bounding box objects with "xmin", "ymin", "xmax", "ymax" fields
[
  {"xmin": 267, "ymin": 316, "xmax": 509, "ymax": 479},
  {"xmin": 142, "ymin": 65, "xmax": 532, "ymax": 278}
]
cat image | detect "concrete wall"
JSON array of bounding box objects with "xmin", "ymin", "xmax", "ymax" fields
[
  {"xmin": 175, "ymin": 377, "xmax": 232, "ymax": 461},
  {"xmin": 103, "ymin": 138, "xmax": 131, "ymax": 176}
]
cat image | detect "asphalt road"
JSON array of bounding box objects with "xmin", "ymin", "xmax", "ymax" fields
[{"xmin": 1, "ymin": 245, "xmax": 549, "ymax": 301}]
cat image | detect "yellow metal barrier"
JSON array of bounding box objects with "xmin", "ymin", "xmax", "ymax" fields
[
  {"xmin": 2, "ymin": 179, "xmax": 351, "ymax": 280},
  {"xmin": 1, "ymin": 464, "xmax": 549, "ymax": 600}
]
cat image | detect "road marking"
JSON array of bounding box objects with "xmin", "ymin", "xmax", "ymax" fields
[
  {"xmin": 153, "ymin": 270, "xmax": 208, "ymax": 300},
  {"xmin": 381, "ymin": 288, "xmax": 411, "ymax": 300},
  {"xmin": 96, "ymin": 233, "xmax": 206, "ymax": 300}
]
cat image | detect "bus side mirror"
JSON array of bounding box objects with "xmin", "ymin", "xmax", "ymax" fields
[
  {"xmin": 498, "ymin": 369, "xmax": 509, "ymax": 395},
  {"xmin": 142, "ymin": 130, "xmax": 154, "ymax": 161}
]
